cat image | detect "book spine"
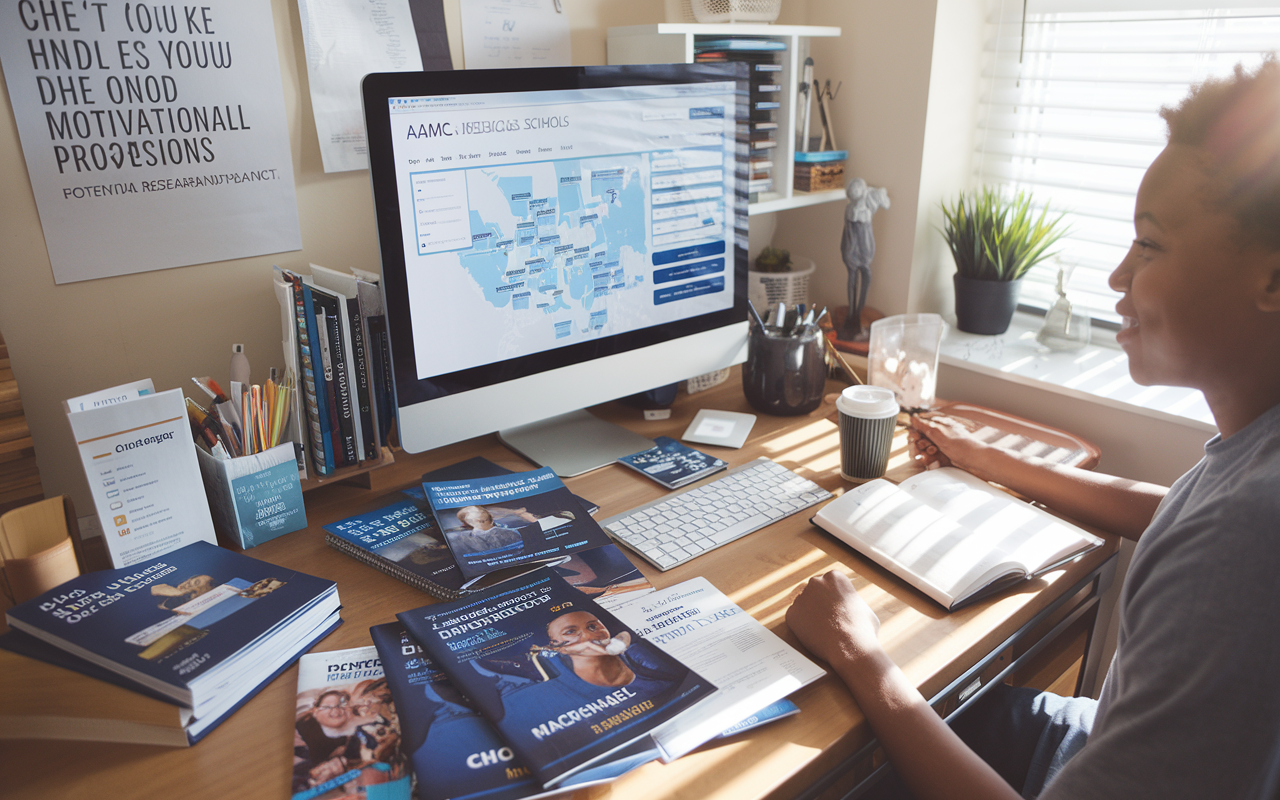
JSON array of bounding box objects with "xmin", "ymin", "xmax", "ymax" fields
[
  {"xmin": 346, "ymin": 296, "xmax": 377, "ymax": 461},
  {"xmin": 302, "ymin": 285, "xmax": 336, "ymax": 473},
  {"xmin": 323, "ymin": 307, "xmax": 358, "ymax": 465},
  {"xmin": 315, "ymin": 311, "xmax": 347, "ymax": 468},
  {"xmin": 369, "ymin": 316, "xmax": 395, "ymax": 447},
  {"xmin": 288, "ymin": 276, "xmax": 329, "ymax": 475}
]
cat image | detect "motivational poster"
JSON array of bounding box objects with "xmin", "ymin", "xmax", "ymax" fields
[{"xmin": 0, "ymin": 0, "xmax": 302, "ymax": 283}]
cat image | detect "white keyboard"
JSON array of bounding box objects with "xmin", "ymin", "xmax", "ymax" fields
[{"xmin": 601, "ymin": 458, "xmax": 832, "ymax": 571}]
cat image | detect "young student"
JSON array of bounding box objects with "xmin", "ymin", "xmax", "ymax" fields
[{"xmin": 787, "ymin": 57, "xmax": 1280, "ymax": 799}]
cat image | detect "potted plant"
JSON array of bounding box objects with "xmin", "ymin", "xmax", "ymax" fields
[
  {"xmin": 748, "ymin": 247, "xmax": 816, "ymax": 313},
  {"xmin": 940, "ymin": 188, "xmax": 1068, "ymax": 335}
]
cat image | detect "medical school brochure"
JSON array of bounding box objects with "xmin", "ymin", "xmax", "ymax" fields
[
  {"xmin": 424, "ymin": 467, "xmax": 612, "ymax": 580},
  {"xmin": 291, "ymin": 645, "xmax": 411, "ymax": 800},
  {"xmin": 611, "ymin": 576, "xmax": 825, "ymax": 762},
  {"xmin": 396, "ymin": 570, "xmax": 714, "ymax": 789}
]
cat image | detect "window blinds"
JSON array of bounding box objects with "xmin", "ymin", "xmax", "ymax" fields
[{"xmin": 975, "ymin": 2, "xmax": 1280, "ymax": 324}]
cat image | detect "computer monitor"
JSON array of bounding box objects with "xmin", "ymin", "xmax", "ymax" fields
[{"xmin": 362, "ymin": 64, "xmax": 749, "ymax": 476}]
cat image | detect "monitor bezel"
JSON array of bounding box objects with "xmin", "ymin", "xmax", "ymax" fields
[{"xmin": 361, "ymin": 63, "xmax": 749, "ymax": 412}]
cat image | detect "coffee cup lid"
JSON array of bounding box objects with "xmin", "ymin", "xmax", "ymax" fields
[{"xmin": 837, "ymin": 385, "xmax": 898, "ymax": 418}]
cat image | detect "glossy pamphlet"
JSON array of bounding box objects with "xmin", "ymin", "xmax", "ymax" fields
[
  {"xmin": 291, "ymin": 645, "xmax": 411, "ymax": 800},
  {"xmin": 424, "ymin": 467, "xmax": 612, "ymax": 580},
  {"xmin": 396, "ymin": 571, "xmax": 714, "ymax": 788}
]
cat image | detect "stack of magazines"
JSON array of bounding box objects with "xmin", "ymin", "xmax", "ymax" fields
[{"xmin": 695, "ymin": 36, "xmax": 786, "ymax": 198}]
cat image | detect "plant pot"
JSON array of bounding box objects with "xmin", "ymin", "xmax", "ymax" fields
[
  {"xmin": 748, "ymin": 256, "xmax": 816, "ymax": 312},
  {"xmin": 954, "ymin": 275, "xmax": 1022, "ymax": 335}
]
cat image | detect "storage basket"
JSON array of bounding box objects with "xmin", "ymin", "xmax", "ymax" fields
[
  {"xmin": 686, "ymin": 368, "xmax": 731, "ymax": 394},
  {"xmin": 664, "ymin": 0, "xmax": 782, "ymax": 24},
  {"xmin": 747, "ymin": 255, "xmax": 815, "ymax": 312}
]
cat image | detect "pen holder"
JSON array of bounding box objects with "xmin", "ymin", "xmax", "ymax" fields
[
  {"xmin": 196, "ymin": 443, "xmax": 307, "ymax": 550},
  {"xmin": 743, "ymin": 321, "xmax": 826, "ymax": 416}
]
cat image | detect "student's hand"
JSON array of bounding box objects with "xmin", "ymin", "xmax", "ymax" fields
[
  {"xmin": 908, "ymin": 412, "xmax": 989, "ymax": 471},
  {"xmin": 786, "ymin": 571, "xmax": 882, "ymax": 670}
]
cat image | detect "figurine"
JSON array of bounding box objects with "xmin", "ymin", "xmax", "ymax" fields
[{"xmin": 838, "ymin": 177, "xmax": 891, "ymax": 341}]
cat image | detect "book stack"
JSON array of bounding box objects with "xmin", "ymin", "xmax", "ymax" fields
[
  {"xmin": 694, "ymin": 37, "xmax": 786, "ymax": 199},
  {"xmin": 1, "ymin": 541, "xmax": 341, "ymax": 745},
  {"xmin": 274, "ymin": 265, "xmax": 396, "ymax": 479}
]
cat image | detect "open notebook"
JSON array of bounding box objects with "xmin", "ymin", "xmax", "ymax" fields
[{"xmin": 813, "ymin": 468, "xmax": 1104, "ymax": 610}]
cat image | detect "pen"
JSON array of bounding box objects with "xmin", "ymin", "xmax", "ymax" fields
[{"xmin": 747, "ymin": 300, "xmax": 766, "ymax": 329}]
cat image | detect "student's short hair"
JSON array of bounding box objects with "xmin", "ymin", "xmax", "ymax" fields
[
  {"xmin": 456, "ymin": 505, "xmax": 488, "ymax": 526},
  {"xmin": 1160, "ymin": 54, "xmax": 1280, "ymax": 250}
]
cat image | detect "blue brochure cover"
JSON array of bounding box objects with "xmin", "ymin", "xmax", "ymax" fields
[
  {"xmin": 325, "ymin": 475, "xmax": 650, "ymax": 601},
  {"xmin": 371, "ymin": 622, "xmax": 658, "ymax": 800},
  {"xmin": 616, "ymin": 436, "xmax": 727, "ymax": 489},
  {"xmin": 5, "ymin": 540, "xmax": 338, "ymax": 708},
  {"xmin": 425, "ymin": 468, "xmax": 613, "ymax": 580},
  {"xmin": 396, "ymin": 571, "xmax": 714, "ymax": 789}
]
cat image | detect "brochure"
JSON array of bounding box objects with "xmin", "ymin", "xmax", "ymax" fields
[
  {"xmin": 291, "ymin": 645, "xmax": 411, "ymax": 800},
  {"xmin": 611, "ymin": 577, "xmax": 824, "ymax": 762},
  {"xmin": 616, "ymin": 436, "xmax": 727, "ymax": 489},
  {"xmin": 64, "ymin": 381, "xmax": 217, "ymax": 568},
  {"xmin": 424, "ymin": 468, "xmax": 612, "ymax": 580},
  {"xmin": 371, "ymin": 622, "xmax": 658, "ymax": 800},
  {"xmin": 325, "ymin": 481, "xmax": 650, "ymax": 602},
  {"xmin": 396, "ymin": 570, "xmax": 714, "ymax": 788}
]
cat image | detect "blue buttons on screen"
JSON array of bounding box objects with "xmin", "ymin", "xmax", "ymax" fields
[{"xmin": 652, "ymin": 240, "xmax": 726, "ymax": 266}]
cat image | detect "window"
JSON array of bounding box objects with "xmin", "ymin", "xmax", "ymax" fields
[{"xmin": 975, "ymin": 1, "xmax": 1280, "ymax": 324}]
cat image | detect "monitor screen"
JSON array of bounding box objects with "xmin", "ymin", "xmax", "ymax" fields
[{"xmin": 363, "ymin": 65, "xmax": 749, "ymax": 467}]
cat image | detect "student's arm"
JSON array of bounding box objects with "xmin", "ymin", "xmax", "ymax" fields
[
  {"xmin": 787, "ymin": 571, "xmax": 1023, "ymax": 800},
  {"xmin": 910, "ymin": 414, "xmax": 1167, "ymax": 541}
]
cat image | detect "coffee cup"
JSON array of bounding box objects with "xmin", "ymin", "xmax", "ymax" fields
[{"xmin": 836, "ymin": 386, "xmax": 899, "ymax": 482}]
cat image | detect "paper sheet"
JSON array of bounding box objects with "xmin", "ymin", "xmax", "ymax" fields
[
  {"xmin": 461, "ymin": 0, "xmax": 571, "ymax": 69},
  {"xmin": 299, "ymin": 0, "xmax": 426, "ymax": 172},
  {"xmin": 0, "ymin": 0, "xmax": 302, "ymax": 283},
  {"xmin": 612, "ymin": 577, "xmax": 825, "ymax": 762}
]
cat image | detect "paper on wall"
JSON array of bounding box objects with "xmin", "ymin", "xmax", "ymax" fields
[
  {"xmin": 461, "ymin": 0, "xmax": 570, "ymax": 69},
  {"xmin": 298, "ymin": 0, "xmax": 423, "ymax": 172},
  {"xmin": 0, "ymin": 0, "xmax": 301, "ymax": 283}
]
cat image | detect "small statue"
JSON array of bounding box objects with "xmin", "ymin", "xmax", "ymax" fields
[{"xmin": 838, "ymin": 177, "xmax": 891, "ymax": 341}]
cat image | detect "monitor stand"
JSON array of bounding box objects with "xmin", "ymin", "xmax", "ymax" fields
[{"xmin": 498, "ymin": 409, "xmax": 654, "ymax": 478}]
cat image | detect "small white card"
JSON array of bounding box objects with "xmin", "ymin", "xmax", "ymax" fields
[{"xmin": 681, "ymin": 409, "xmax": 756, "ymax": 449}]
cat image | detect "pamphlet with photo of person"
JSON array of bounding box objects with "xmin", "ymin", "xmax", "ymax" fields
[
  {"xmin": 291, "ymin": 645, "xmax": 411, "ymax": 800},
  {"xmin": 424, "ymin": 468, "xmax": 612, "ymax": 580},
  {"xmin": 396, "ymin": 570, "xmax": 714, "ymax": 789}
]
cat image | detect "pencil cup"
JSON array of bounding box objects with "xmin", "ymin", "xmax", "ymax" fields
[
  {"xmin": 742, "ymin": 321, "xmax": 826, "ymax": 416},
  {"xmin": 836, "ymin": 386, "xmax": 899, "ymax": 482}
]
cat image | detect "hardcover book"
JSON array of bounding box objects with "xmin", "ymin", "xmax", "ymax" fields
[
  {"xmin": 812, "ymin": 467, "xmax": 1106, "ymax": 610},
  {"xmin": 616, "ymin": 436, "xmax": 727, "ymax": 489},
  {"xmin": 424, "ymin": 468, "xmax": 612, "ymax": 580},
  {"xmin": 396, "ymin": 571, "xmax": 715, "ymax": 789},
  {"xmin": 291, "ymin": 645, "xmax": 411, "ymax": 800},
  {"xmin": 5, "ymin": 541, "xmax": 341, "ymax": 723}
]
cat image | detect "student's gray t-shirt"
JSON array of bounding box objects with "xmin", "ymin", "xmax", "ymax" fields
[{"xmin": 1041, "ymin": 401, "xmax": 1280, "ymax": 799}]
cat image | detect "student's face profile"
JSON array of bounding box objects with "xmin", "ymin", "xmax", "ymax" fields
[
  {"xmin": 1109, "ymin": 143, "xmax": 1268, "ymax": 388},
  {"xmin": 547, "ymin": 611, "xmax": 610, "ymax": 652}
]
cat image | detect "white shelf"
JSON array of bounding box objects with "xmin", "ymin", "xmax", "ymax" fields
[
  {"xmin": 749, "ymin": 188, "xmax": 845, "ymax": 215},
  {"xmin": 606, "ymin": 24, "xmax": 846, "ymax": 217}
]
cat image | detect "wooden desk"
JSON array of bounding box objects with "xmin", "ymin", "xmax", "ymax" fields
[{"xmin": 0, "ymin": 374, "xmax": 1118, "ymax": 800}]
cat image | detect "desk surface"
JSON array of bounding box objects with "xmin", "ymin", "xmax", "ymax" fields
[{"xmin": 1, "ymin": 373, "xmax": 1118, "ymax": 800}]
